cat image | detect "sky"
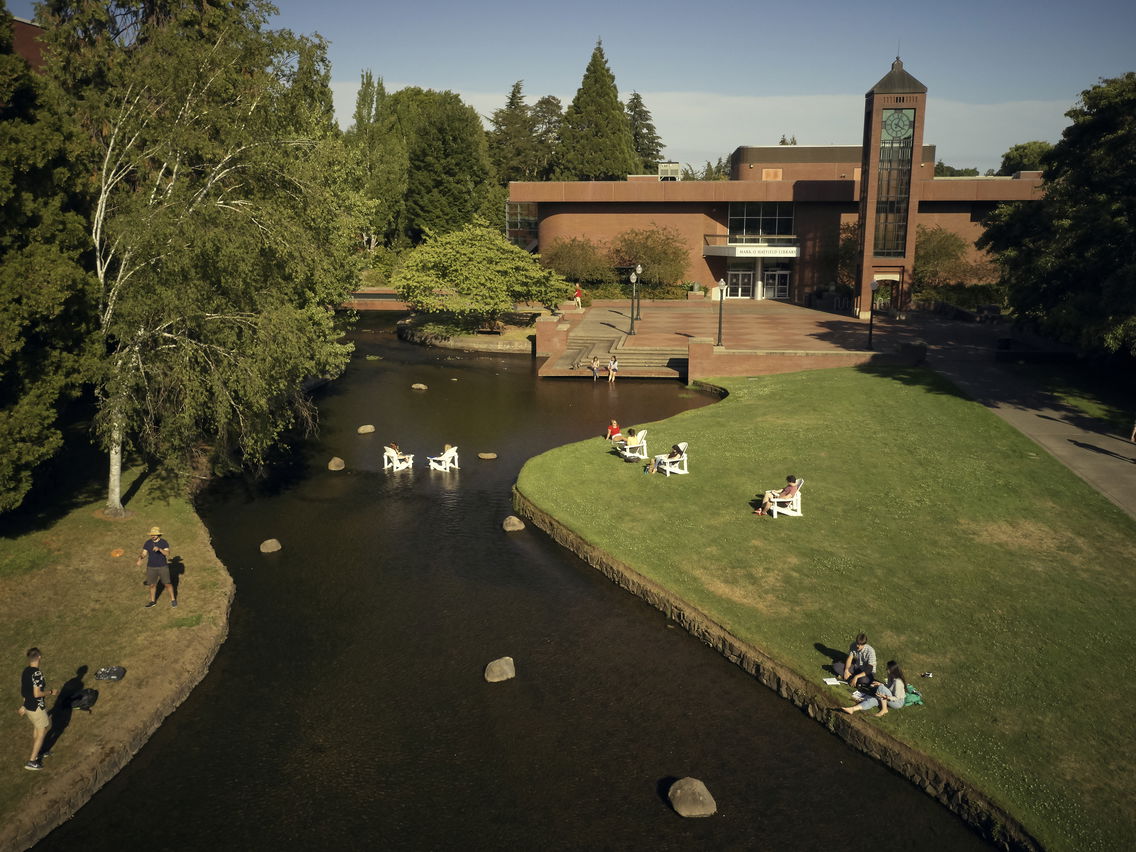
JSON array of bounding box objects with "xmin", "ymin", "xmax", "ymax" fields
[{"xmin": 11, "ymin": 0, "xmax": 1136, "ymax": 172}]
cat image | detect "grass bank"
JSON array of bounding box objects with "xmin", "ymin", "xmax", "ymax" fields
[
  {"xmin": 0, "ymin": 469, "xmax": 233, "ymax": 850},
  {"xmin": 516, "ymin": 366, "xmax": 1136, "ymax": 851}
]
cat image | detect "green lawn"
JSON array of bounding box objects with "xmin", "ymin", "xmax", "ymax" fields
[{"xmin": 517, "ymin": 366, "xmax": 1136, "ymax": 852}]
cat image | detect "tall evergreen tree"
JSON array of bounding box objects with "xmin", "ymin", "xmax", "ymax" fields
[
  {"xmin": 0, "ymin": 7, "xmax": 91, "ymax": 512},
  {"xmin": 488, "ymin": 80, "xmax": 539, "ymax": 185},
  {"xmin": 40, "ymin": 0, "xmax": 365, "ymax": 514},
  {"xmin": 387, "ymin": 87, "xmax": 492, "ymax": 243},
  {"xmin": 555, "ymin": 41, "xmax": 638, "ymax": 181},
  {"xmin": 344, "ymin": 70, "xmax": 409, "ymax": 249},
  {"xmin": 531, "ymin": 94, "xmax": 563, "ymax": 180},
  {"xmin": 625, "ymin": 91, "xmax": 663, "ymax": 174}
]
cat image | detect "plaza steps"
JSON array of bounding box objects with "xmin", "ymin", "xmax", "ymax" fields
[{"xmin": 540, "ymin": 338, "xmax": 688, "ymax": 380}]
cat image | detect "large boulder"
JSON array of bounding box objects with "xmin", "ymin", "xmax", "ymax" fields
[
  {"xmin": 502, "ymin": 516, "xmax": 525, "ymax": 532},
  {"xmin": 357, "ymin": 424, "xmax": 375, "ymax": 434},
  {"xmin": 668, "ymin": 777, "xmax": 717, "ymax": 818},
  {"xmin": 328, "ymin": 457, "xmax": 345, "ymax": 471},
  {"xmin": 484, "ymin": 657, "xmax": 515, "ymax": 683},
  {"xmin": 259, "ymin": 539, "xmax": 282, "ymax": 553}
]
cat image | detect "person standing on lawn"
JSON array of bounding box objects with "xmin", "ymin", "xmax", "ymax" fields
[
  {"xmin": 18, "ymin": 647, "xmax": 56, "ymax": 770},
  {"xmin": 138, "ymin": 526, "xmax": 176, "ymax": 608}
]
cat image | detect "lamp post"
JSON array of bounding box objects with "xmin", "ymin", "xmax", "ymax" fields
[
  {"xmin": 716, "ymin": 277, "xmax": 727, "ymax": 346},
  {"xmin": 867, "ymin": 279, "xmax": 880, "ymax": 350},
  {"xmin": 633, "ymin": 263, "xmax": 643, "ymax": 321},
  {"xmin": 628, "ymin": 267, "xmax": 638, "ymax": 335}
]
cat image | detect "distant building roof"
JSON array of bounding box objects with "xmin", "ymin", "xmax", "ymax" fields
[{"xmin": 867, "ymin": 58, "xmax": 926, "ymax": 96}]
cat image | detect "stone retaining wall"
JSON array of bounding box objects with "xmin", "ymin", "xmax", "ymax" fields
[{"xmin": 512, "ymin": 485, "xmax": 1040, "ymax": 852}]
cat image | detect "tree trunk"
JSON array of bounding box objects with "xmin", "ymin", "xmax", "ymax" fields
[{"xmin": 105, "ymin": 424, "xmax": 125, "ymax": 517}]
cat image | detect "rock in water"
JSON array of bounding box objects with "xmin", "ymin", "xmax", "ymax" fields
[
  {"xmin": 259, "ymin": 539, "xmax": 282, "ymax": 553},
  {"xmin": 478, "ymin": 452, "xmax": 498, "ymax": 460},
  {"xmin": 668, "ymin": 777, "xmax": 717, "ymax": 817},
  {"xmin": 357, "ymin": 424, "xmax": 375, "ymax": 434},
  {"xmin": 328, "ymin": 457, "xmax": 345, "ymax": 471},
  {"xmin": 411, "ymin": 383, "xmax": 428, "ymax": 391},
  {"xmin": 502, "ymin": 516, "xmax": 525, "ymax": 532},
  {"xmin": 484, "ymin": 657, "xmax": 515, "ymax": 682}
]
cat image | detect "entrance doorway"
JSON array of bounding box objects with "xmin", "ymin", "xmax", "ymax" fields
[
  {"xmin": 727, "ymin": 270, "xmax": 754, "ymax": 299},
  {"xmin": 763, "ymin": 270, "xmax": 790, "ymax": 300}
]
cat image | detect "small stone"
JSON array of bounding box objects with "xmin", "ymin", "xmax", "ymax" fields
[
  {"xmin": 328, "ymin": 457, "xmax": 345, "ymax": 471},
  {"xmin": 259, "ymin": 539, "xmax": 282, "ymax": 553},
  {"xmin": 478, "ymin": 452, "xmax": 498, "ymax": 460},
  {"xmin": 484, "ymin": 656, "xmax": 515, "ymax": 682},
  {"xmin": 411, "ymin": 383, "xmax": 428, "ymax": 390},
  {"xmin": 502, "ymin": 516, "xmax": 525, "ymax": 532},
  {"xmin": 668, "ymin": 777, "xmax": 717, "ymax": 818},
  {"xmin": 357, "ymin": 424, "xmax": 375, "ymax": 434}
]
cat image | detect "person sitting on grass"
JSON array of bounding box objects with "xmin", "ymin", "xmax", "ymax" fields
[
  {"xmin": 754, "ymin": 475, "xmax": 799, "ymax": 515},
  {"xmin": 605, "ymin": 419, "xmax": 622, "ymax": 442},
  {"xmin": 648, "ymin": 444, "xmax": 683, "ymax": 474},
  {"xmin": 833, "ymin": 632, "xmax": 876, "ymax": 689},
  {"xmin": 840, "ymin": 660, "xmax": 907, "ymax": 717}
]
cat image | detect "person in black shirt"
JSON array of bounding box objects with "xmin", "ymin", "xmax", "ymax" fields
[
  {"xmin": 19, "ymin": 647, "xmax": 55, "ymax": 770},
  {"xmin": 138, "ymin": 526, "xmax": 176, "ymax": 608}
]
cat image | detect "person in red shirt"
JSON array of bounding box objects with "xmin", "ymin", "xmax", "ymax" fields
[{"xmin": 605, "ymin": 419, "xmax": 622, "ymax": 442}]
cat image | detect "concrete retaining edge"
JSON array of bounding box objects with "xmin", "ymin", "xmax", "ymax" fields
[
  {"xmin": 511, "ymin": 484, "xmax": 1041, "ymax": 851},
  {"xmin": 3, "ymin": 527, "xmax": 235, "ymax": 852},
  {"xmin": 396, "ymin": 319, "xmax": 534, "ymax": 354}
]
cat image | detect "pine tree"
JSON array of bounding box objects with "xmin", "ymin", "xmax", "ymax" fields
[
  {"xmin": 488, "ymin": 80, "xmax": 539, "ymax": 185},
  {"xmin": 555, "ymin": 41, "xmax": 639, "ymax": 181},
  {"xmin": 531, "ymin": 94, "xmax": 563, "ymax": 180},
  {"xmin": 625, "ymin": 91, "xmax": 663, "ymax": 174}
]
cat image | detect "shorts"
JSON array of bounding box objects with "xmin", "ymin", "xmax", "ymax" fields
[
  {"xmin": 25, "ymin": 707, "xmax": 51, "ymax": 731},
  {"xmin": 146, "ymin": 563, "xmax": 171, "ymax": 586}
]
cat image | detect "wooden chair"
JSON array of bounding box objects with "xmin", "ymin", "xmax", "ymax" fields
[
  {"xmin": 619, "ymin": 429, "xmax": 648, "ymax": 461},
  {"xmin": 427, "ymin": 446, "xmax": 460, "ymax": 471},
  {"xmin": 383, "ymin": 446, "xmax": 413, "ymax": 471},
  {"xmin": 770, "ymin": 477, "xmax": 804, "ymax": 518},
  {"xmin": 656, "ymin": 441, "xmax": 689, "ymax": 476}
]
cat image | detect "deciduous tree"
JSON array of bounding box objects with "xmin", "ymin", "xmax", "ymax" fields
[
  {"xmin": 344, "ymin": 70, "xmax": 409, "ymax": 250},
  {"xmin": 608, "ymin": 227, "xmax": 690, "ymax": 291},
  {"xmin": 980, "ymin": 73, "xmax": 1136, "ymax": 355},
  {"xmin": 539, "ymin": 237, "xmax": 616, "ymax": 287},
  {"xmin": 996, "ymin": 140, "xmax": 1053, "ymax": 175}
]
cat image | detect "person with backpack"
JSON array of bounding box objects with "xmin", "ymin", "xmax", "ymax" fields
[
  {"xmin": 18, "ymin": 647, "xmax": 56, "ymax": 770},
  {"xmin": 138, "ymin": 526, "xmax": 177, "ymax": 608},
  {"xmin": 840, "ymin": 660, "xmax": 907, "ymax": 717}
]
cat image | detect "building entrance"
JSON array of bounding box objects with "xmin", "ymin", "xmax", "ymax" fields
[
  {"xmin": 727, "ymin": 270, "xmax": 755, "ymax": 299},
  {"xmin": 763, "ymin": 270, "xmax": 790, "ymax": 300}
]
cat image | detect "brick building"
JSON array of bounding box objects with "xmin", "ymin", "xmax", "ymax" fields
[{"xmin": 508, "ymin": 59, "xmax": 1042, "ymax": 318}]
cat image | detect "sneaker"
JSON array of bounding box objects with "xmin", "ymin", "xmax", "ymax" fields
[
  {"xmin": 24, "ymin": 760, "xmax": 42, "ymax": 771},
  {"xmin": 170, "ymin": 599, "xmax": 178, "ymax": 608},
  {"xmin": 144, "ymin": 601, "xmax": 156, "ymax": 608}
]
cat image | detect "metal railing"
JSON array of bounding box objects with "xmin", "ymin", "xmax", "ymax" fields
[{"xmin": 703, "ymin": 233, "xmax": 798, "ymax": 246}]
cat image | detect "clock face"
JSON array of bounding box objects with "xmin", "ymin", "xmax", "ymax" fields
[{"xmin": 882, "ymin": 109, "xmax": 915, "ymax": 140}]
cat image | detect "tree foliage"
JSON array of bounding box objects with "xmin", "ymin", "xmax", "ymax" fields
[
  {"xmin": 980, "ymin": 73, "xmax": 1136, "ymax": 355},
  {"xmin": 625, "ymin": 91, "xmax": 663, "ymax": 174},
  {"xmin": 539, "ymin": 237, "xmax": 616, "ymax": 287},
  {"xmin": 555, "ymin": 41, "xmax": 638, "ymax": 181},
  {"xmin": 488, "ymin": 80, "xmax": 540, "ymax": 185},
  {"xmin": 530, "ymin": 94, "xmax": 563, "ymax": 181},
  {"xmin": 393, "ymin": 221, "xmax": 570, "ymax": 319},
  {"xmin": 934, "ymin": 160, "xmax": 979, "ymax": 177},
  {"xmin": 681, "ymin": 157, "xmax": 730, "ymax": 181},
  {"xmin": 996, "ymin": 140, "xmax": 1053, "ymax": 175},
  {"xmin": 40, "ymin": 0, "xmax": 364, "ymax": 513},
  {"xmin": 0, "ymin": 7, "xmax": 91, "ymax": 511},
  {"xmin": 344, "ymin": 70, "xmax": 408, "ymax": 250},
  {"xmin": 608, "ymin": 227, "xmax": 690, "ymax": 290},
  {"xmin": 387, "ymin": 87, "xmax": 492, "ymax": 243}
]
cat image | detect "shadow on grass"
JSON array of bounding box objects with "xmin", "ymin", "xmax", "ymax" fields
[
  {"xmin": 43, "ymin": 665, "xmax": 88, "ymax": 756},
  {"xmin": 814, "ymin": 642, "xmax": 845, "ymax": 675}
]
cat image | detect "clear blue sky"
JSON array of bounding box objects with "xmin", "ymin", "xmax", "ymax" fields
[{"xmin": 11, "ymin": 0, "xmax": 1136, "ymax": 171}]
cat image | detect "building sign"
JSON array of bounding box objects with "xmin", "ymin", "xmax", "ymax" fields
[{"xmin": 704, "ymin": 245, "xmax": 800, "ymax": 258}]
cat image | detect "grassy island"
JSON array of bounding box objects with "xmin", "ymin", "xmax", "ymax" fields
[
  {"xmin": 516, "ymin": 366, "xmax": 1136, "ymax": 851},
  {"xmin": 0, "ymin": 471, "xmax": 233, "ymax": 850}
]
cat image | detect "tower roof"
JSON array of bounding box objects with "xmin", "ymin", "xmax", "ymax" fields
[{"xmin": 867, "ymin": 58, "xmax": 927, "ymax": 95}]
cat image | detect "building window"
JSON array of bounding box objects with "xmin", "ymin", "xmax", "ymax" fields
[
  {"xmin": 873, "ymin": 108, "xmax": 915, "ymax": 257},
  {"xmin": 728, "ymin": 202, "xmax": 794, "ymax": 242},
  {"xmin": 506, "ymin": 202, "xmax": 538, "ymax": 248}
]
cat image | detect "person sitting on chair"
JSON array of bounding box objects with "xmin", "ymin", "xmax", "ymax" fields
[
  {"xmin": 648, "ymin": 444, "xmax": 683, "ymax": 474},
  {"xmin": 621, "ymin": 428, "xmax": 641, "ymax": 448},
  {"xmin": 754, "ymin": 475, "xmax": 799, "ymax": 515},
  {"xmin": 389, "ymin": 442, "xmax": 411, "ymax": 462}
]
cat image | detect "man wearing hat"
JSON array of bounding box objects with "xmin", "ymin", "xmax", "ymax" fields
[{"xmin": 137, "ymin": 526, "xmax": 176, "ymax": 608}]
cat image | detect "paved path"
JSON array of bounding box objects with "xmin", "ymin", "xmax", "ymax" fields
[{"xmin": 877, "ymin": 314, "xmax": 1136, "ymax": 521}]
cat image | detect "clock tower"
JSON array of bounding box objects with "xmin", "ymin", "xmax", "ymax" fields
[{"xmin": 855, "ymin": 58, "xmax": 928, "ymax": 317}]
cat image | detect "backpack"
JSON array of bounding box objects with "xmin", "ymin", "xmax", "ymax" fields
[
  {"xmin": 903, "ymin": 684, "xmax": 925, "ymax": 707},
  {"xmin": 95, "ymin": 666, "xmax": 126, "ymax": 681},
  {"xmin": 69, "ymin": 688, "xmax": 99, "ymax": 713}
]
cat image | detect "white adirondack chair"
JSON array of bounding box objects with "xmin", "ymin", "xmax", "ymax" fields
[
  {"xmin": 427, "ymin": 446, "xmax": 460, "ymax": 471},
  {"xmin": 383, "ymin": 446, "xmax": 413, "ymax": 471},
  {"xmin": 619, "ymin": 429, "xmax": 648, "ymax": 461},
  {"xmin": 770, "ymin": 477, "xmax": 804, "ymax": 518},
  {"xmin": 656, "ymin": 441, "xmax": 689, "ymax": 476}
]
